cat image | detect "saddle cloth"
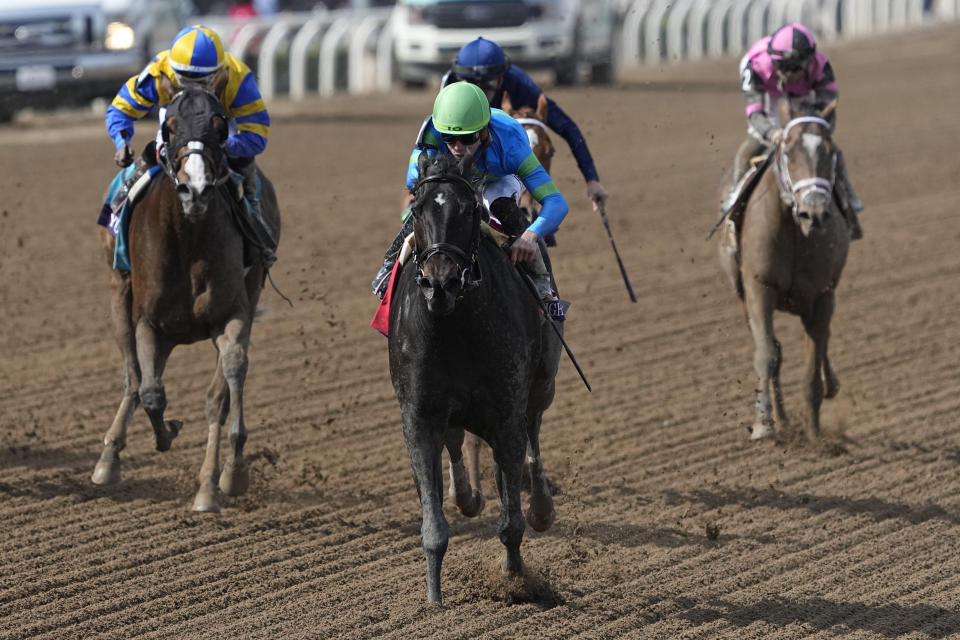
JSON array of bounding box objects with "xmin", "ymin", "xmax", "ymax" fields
[{"xmin": 96, "ymin": 165, "xmax": 162, "ymax": 271}]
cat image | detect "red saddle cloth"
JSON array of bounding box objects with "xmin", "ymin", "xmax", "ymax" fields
[{"xmin": 370, "ymin": 260, "xmax": 402, "ymax": 337}]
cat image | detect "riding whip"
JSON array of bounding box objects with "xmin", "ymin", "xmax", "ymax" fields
[
  {"xmin": 514, "ymin": 265, "xmax": 592, "ymax": 392},
  {"xmin": 597, "ymin": 202, "xmax": 637, "ymax": 303}
]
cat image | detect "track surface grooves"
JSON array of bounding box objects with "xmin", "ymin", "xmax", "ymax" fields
[{"xmin": 1, "ymin": 26, "xmax": 959, "ymax": 639}]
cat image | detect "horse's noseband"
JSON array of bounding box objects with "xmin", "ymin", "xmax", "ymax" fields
[
  {"xmin": 411, "ymin": 172, "xmax": 483, "ymax": 294},
  {"xmin": 775, "ymin": 116, "xmax": 836, "ymax": 216}
]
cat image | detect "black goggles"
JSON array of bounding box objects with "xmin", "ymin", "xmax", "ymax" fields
[
  {"xmin": 441, "ymin": 131, "xmax": 480, "ymax": 146},
  {"xmin": 776, "ymin": 58, "xmax": 807, "ymax": 73}
]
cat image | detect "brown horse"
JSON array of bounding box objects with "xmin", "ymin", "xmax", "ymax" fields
[
  {"xmin": 92, "ymin": 84, "xmax": 281, "ymax": 512},
  {"xmin": 502, "ymin": 92, "xmax": 555, "ymax": 216},
  {"xmin": 718, "ymin": 100, "xmax": 849, "ymax": 441}
]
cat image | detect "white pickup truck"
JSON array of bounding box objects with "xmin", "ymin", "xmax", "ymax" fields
[
  {"xmin": 0, "ymin": 0, "xmax": 194, "ymax": 121},
  {"xmin": 390, "ymin": 0, "xmax": 619, "ymax": 88}
]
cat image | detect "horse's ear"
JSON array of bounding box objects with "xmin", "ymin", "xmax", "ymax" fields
[
  {"xmin": 162, "ymin": 116, "xmax": 177, "ymax": 144},
  {"xmin": 211, "ymin": 68, "xmax": 229, "ymax": 96},
  {"xmin": 417, "ymin": 149, "xmax": 431, "ymax": 177},
  {"xmin": 818, "ymin": 98, "xmax": 838, "ymax": 121},
  {"xmin": 501, "ymin": 90, "xmax": 514, "ymax": 116},
  {"xmin": 535, "ymin": 93, "xmax": 549, "ymax": 123},
  {"xmin": 458, "ymin": 152, "xmax": 475, "ymax": 178},
  {"xmin": 777, "ymin": 100, "xmax": 792, "ymax": 127},
  {"xmin": 158, "ymin": 73, "xmax": 176, "ymax": 101}
]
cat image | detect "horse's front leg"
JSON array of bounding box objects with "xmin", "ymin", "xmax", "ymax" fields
[
  {"xmin": 93, "ymin": 268, "xmax": 141, "ymax": 485},
  {"xmin": 448, "ymin": 430, "xmax": 485, "ymax": 517},
  {"xmin": 745, "ymin": 283, "xmax": 781, "ymax": 440},
  {"xmin": 135, "ymin": 321, "xmax": 181, "ymax": 452},
  {"xmin": 404, "ymin": 418, "xmax": 448, "ymax": 605},
  {"xmin": 802, "ymin": 291, "xmax": 836, "ymax": 441},
  {"xmin": 192, "ymin": 351, "xmax": 229, "ymax": 512},
  {"xmin": 216, "ymin": 317, "xmax": 252, "ymax": 500},
  {"xmin": 491, "ymin": 418, "xmax": 527, "ymax": 577}
]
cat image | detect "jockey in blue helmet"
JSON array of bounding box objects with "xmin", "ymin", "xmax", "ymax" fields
[
  {"xmin": 103, "ymin": 25, "xmax": 276, "ymax": 264},
  {"xmin": 442, "ymin": 37, "xmax": 609, "ymax": 213}
]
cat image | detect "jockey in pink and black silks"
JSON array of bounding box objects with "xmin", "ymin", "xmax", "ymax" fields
[{"xmin": 732, "ymin": 23, "xmax": 863, "ymax": 239}]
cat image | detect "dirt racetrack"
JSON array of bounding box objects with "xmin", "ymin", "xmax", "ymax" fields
[{"xmin": 2, "ymin": 25, "xmax": 960, "ymax": 639}]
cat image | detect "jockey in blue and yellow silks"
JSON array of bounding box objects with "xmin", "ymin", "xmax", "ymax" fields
[
  {"xmin": 103, "ymin": 25, "xmax": 276, "ymax": 260},
  {"xmin": 371, "ymin": 81, "xmax": 568, "ymax": 311}
]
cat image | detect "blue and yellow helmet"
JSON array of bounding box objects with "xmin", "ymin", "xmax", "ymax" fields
[{"xmin": 169, "ymin": 25, "xmax": 225, "ymax": 76}]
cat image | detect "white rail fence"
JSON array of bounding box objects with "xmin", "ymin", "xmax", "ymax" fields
[
  {"xmin": 619, "ymin": 0, "xmax": 958, "ymax": 64},
  {"xmin": 195, "ymin": 0, "xmax": 958, "ymax": 101}
]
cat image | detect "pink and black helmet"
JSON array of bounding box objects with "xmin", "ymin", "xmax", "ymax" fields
[{"xmin": 767, "ymin": 23, "xmax": 816, "ymax": 73}]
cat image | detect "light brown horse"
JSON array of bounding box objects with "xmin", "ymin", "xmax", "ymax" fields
[
  {"xmin": 502, "ymin": 92, "xmax": 556, "ymax": 216},
  {"xmin": 92, "ymin": 84, "xmax": 281, "ymax": 511},
  {"xmin": 718, "ymin": 100, "xmax": 849, "ymax": 441}
]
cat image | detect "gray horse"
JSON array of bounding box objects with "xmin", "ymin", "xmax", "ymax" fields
[
  {"xmin": 718, "ymin": 100, "xmax": 850, "ymax": 441},
  {"xmin": 388, "ymin": 152, "xmax": 560, "ymax": 605}
]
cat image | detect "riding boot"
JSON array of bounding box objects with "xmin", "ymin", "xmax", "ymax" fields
[
  {"xmin": 489, "ymin": 197, "xmax": 528, "ymax": 236},
  {"xmin": 235, "ymin": 158, "xmax": 278, "ymax": 267},
  {"xmin": 724, "ymin": 136, "xmax": 767, "ymax": 213},
  {"xmin": 372, "ymin": 214, "xmax": 415, "ymax": 299},
  {"xmin": 835, "ymin": 150, "xmax": 864, "ymax": 240}
]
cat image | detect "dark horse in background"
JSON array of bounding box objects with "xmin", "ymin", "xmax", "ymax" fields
[
  {"xmin": 388, "ymin": 152, "xmax": 561, "ymax": 605},
  {"xmin": 92, "ymin": 83, "xmax": 281, "ymax": 512},
  {"xmin": 718, "ymin": 99, "xmax": 849, "ymax": 442}
]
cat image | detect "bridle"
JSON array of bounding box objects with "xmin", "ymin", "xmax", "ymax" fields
[
  {"xmin": 774, "ymin": 116, "xmax": 836, "ymax": 215},
  {"xmin": 160, "ymin": 87, "xmax": 231, "ymax": 190},
  {"xmin": 410, "ymin": 171, "xmax": 484, "ymax": 293}
]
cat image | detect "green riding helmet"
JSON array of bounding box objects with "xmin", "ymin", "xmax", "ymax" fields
[{"xmin": 432, "ymin": 81, "xmax": 491, "ymax": 135}]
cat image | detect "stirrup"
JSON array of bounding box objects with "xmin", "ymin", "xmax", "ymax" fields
[{"xmin": 372, "ymin": 260, "xmax": 394, "ymax": 299}]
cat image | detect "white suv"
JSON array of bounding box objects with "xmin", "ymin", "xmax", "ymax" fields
[{"xmin": 391, "ymin": 0, "xmax": 617, "ymax": 87}]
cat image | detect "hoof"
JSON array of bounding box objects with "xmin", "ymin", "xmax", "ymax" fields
[
  {"xmin": 218, "ymin": 459, "xmax": 250, "ymax": 497},
  {"xmin": 455, "ymin": 489, "xmax": 485, "ymax": 518},
  {"xmin": 192, "ymin": 488, "xmax": 221, "ymax": 513},
  {"xmin": 749, "ymin": 422, "xmax": 776, "ymax": 440},
  {"xmin": 525, "ymin": 503, "xmax": 555, "ymax": 533},
  {"xmin": 91, "ymin": 460, "xmax": 121, "ymax": 485},
  {"xmin": 500, "ymin": 550, "xmax": 524, "ymax": 577},
  {"xmin": 155, "ymin": 419, "xmax": 182, "ymax": 452}
]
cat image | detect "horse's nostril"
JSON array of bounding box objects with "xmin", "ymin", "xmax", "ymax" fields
[{"xmin": 176, "ymin": 184, "xmax": 190, "ymax": 196}]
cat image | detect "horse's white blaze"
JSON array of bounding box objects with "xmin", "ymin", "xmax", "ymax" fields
[
  {"xmin": 525, "ymin": 128, "xmax": 540, "ymax": 149},
  {"xmin": 802, "ymin": 133, "xmax": 822, "ymax": 169},
  {"xmin": 434, "ymin": 192, "xmax": 446, "ymax": 207},
  {"xmin": 184, "ymin": 141, "xmax": 207, "ymax": 192}
]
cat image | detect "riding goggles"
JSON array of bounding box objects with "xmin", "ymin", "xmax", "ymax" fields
[
  {"xmin": 775, "ymin": 58, "xmax": 808, "ymax": 73},
  {"xmin": 441, "ymin": 131, "xmax": 481, "ymax": 146},
  {"xmin": 174, "ymin": 69, "xmax": 219, "ymax": 88}
]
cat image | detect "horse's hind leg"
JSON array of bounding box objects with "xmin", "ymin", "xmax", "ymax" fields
[
  {"xmin": 490, "ymin": 421, "xmax": 527, "ymax": 577},
  {"xmin": 135, "ymin": 321, "xmax": 181, "ymax": 452},
  {"xmin": 93, "ymin": 269, "xmax": 141, "ymax": 485},
  {"xmin": 745, "ymin": 284, "xmax": 781, "ymax": 439},
  {"xmin": 192, "ymin": 354, "xmax": 229, "ymax": 513},
  {"xmin": 446, "ymin": 429, "xmax": 485, "ymax": 517},
  {"xmin": 524, "ymin": 411, "xmax": 555, "ymax": 532},
  {"xmin": 801, "ymin": 292, "xmax": 835, "ymax": 440},
  {"xmin": 215, "ymin": 317, "xmax": 253, "ymax": 500},
  {"xmin": 823, "ymin": 351, "xmax": 840, "ymax": 399}
]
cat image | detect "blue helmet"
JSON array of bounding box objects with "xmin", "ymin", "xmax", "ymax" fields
[{"xmin": 453, "ymin": 37, "xmax": 510, "ymax": 80}]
